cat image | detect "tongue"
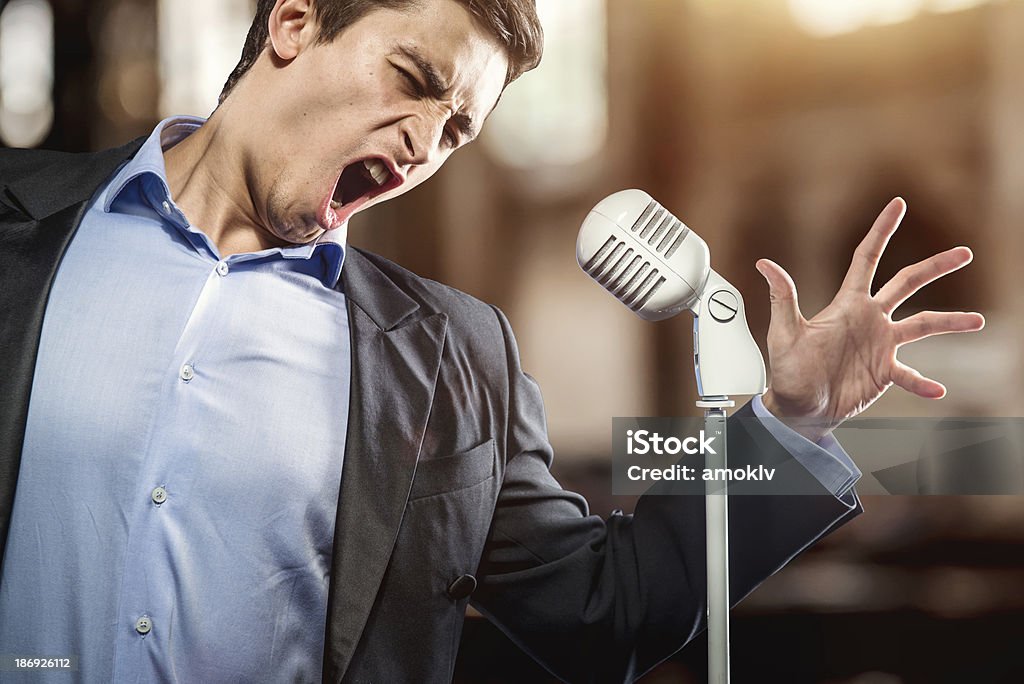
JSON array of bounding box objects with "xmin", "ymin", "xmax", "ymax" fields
[{"xmin": 336, "ymin": 163, "xmax": 376, "ymax": 205}]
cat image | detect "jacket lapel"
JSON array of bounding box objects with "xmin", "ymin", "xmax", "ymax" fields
[
  {"xmin": 323, "ymin": 249, "xmax": 448, "ymax": 681},
  {"xmin": 0, "ymin": 139, "xmax": 144, "ymax": 571},
  {"xmin": 0, "ymin": 203, "xmax": 90, "ymax": 567}
]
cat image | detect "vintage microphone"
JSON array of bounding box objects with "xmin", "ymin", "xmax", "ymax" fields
[{"xmin": 576, "ymin": 189, "xmax": 767, "ymax": 684}]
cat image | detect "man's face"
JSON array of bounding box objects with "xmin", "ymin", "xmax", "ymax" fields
[{"xmin": 249, "ymin": 0, "xmax": 509, "ymax": 244}]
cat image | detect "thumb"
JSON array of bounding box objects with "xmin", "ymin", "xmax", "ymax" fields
[{"xmin": 755, "ymin": 258, "xmax": 802, "ymax": 330}]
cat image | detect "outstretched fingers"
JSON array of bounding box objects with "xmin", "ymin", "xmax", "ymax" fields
[
  {"xmin": 840, "ymin": 197, "xmax": 907, "ymax": 294},
  {"xmin": 874, "ymin": 246, "xmax": 974, "ymax": 314},
  {"xmin": 756, "ymin": 258, "xmax": 803, "ymax": 331},
  {"xmin": 890, "ymin": 361, "xmax": 947, "ymax": 399},
  {"xmin": 894, "ymin": 310, "xmax": 986, "ymax": 345}
]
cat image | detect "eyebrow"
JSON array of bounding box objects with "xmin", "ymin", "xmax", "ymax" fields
[{"xmin": 397, "ymin": 45, "xmax": 479, "ymax": 141}]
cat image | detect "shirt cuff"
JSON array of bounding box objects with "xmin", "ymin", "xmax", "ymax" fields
[{"xmin": 751, "ymin": 394, "xmax": 862, "ymax": 498}]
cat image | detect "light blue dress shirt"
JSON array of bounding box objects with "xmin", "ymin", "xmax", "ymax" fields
[{"xmin": 0, "ymin": 117, "xmax": 350, "ymax": 682}]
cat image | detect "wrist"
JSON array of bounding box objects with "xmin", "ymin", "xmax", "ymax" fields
[{"xmin": 761, "ymin": 388, "xmax": 832, "ymax": 443}]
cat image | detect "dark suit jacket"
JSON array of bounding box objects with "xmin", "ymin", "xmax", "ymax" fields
[{"xmin": 0, "ymin": 140, "xmax": 861, "ymax": 683}]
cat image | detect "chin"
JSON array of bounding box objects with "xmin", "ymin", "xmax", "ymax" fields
[{"xmin": 270, "ymin": 215, "xmax": 322, "ymax": 246}]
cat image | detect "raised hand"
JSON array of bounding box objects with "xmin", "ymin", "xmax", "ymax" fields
[{"xmin": 756, "ymin": 198, "xmax": 985, "ymax": 442}]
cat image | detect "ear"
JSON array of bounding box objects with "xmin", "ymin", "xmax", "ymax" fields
[{"xmin": 268, "ymin": 0, "xmax": 316, "ymax": 61}]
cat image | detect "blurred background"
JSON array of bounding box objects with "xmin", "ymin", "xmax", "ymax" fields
[{"xmin": 3, "ymin": 0, "xmax": 1024, "ymax": 680}]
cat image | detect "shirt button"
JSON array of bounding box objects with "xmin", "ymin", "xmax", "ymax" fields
[
  {"xmin": 215, "ymin": 261, "xmax": 229, "ymax": 276},
  {"xmin": 151, "ymin": 486, "xmax": 167, "ymax": 505},
  {"xmin": 179, "ymin": 363, "xmax": 194, "ymax": 382},
  {"xmin": 135, "ymin": 616, "xmax": 152, "ymax": 635},
  {"xmin": 161, "ymin": 200, "xmax": 172, "ymax": 215}
]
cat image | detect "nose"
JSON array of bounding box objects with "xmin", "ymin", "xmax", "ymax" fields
[{"xmin": 397, "ymin": 116, "xmax": 443, "ymax": 167}]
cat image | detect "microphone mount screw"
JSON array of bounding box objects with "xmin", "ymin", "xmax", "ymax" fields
[{"xmin": 708, "ymin": 290, "xmax": 739, "ymax": 323}]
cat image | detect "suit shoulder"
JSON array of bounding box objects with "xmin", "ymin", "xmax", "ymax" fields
[
  {"xmin": 0, "ymin": 138, "xmax": 145, "ymax": 212},
  {"xmin": 0, "ymin": 138, "xmax": 144, "ymax": 172},
  {"xmin": 0, "ymin": 147, "xmax": 83, "ymax": 185},
  {"xmin": 352, "ymin": 248, "xmax": 504, "ymax": 336}
]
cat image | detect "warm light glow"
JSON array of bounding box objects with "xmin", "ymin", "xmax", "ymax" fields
[
  {"xmin": 930, "ymin": 0, "xmax": 992, "ymax": 11},
  {"xmin": 483, "ymin": 0, "xmax": 608, "ymax": 169},
  {"xmin": 0, "ymin": 0, "xmax": 54, "ymax": 148},
  {"xmin": 790, "ymin": 0, "xmax": 992, "ymax": 37},
  {"xmin": 157, "ymin": 0, "xmax": 254, "ymax": 117}
]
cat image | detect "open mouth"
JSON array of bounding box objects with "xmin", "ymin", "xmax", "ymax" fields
[{"xmin": 321, "ymin": 158, "xmax": 400, "ymax": 230}]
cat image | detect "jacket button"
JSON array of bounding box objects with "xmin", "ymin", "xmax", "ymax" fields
[{"xmin": 447, "ymin": 574, "xmax": 477, "ymax": 600}]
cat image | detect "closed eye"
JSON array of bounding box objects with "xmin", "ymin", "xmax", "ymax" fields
[
  {"xmin": 395, "ymin": 65, "xmax": 425, "ymax": 97},
  {"xmin": 395, "ymin": 64, "xmax": 460, "ymax": 148}
]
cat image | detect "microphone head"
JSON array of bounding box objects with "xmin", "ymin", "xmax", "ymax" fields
[{"xmin": 577, "ymin": 189, "xmax": 710, "ymax": 321}]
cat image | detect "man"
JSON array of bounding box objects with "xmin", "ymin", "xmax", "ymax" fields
[{"xmin": 0, "ymin": 0, "xmax": 983, "ymax": 681}]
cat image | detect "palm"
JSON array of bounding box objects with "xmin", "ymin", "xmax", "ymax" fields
[{"xmin": 758, "ymin": 198, "xmax": 984, "ymax": 440}]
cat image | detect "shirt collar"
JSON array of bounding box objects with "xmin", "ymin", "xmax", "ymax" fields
[
  {"xmin": 102, "ymin": 116, "xmax": 202, "ymax": 212},
  {"xmin": 102, "ymin": 116, "xmax": 346, "ymax": 289}
]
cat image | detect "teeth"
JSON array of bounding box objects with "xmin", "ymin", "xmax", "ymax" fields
[
  {"xmin": 363, "ymin": 159, "xmax": 390, "ymax": 186},
  {"xmin": 330, "ymin": 199, "xmax": 340, "ymax": 209}
]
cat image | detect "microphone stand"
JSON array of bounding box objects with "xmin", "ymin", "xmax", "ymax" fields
[
  {"xmin": 692, "ymin": 271, "xmax": 767, "ymax": 684},
  {"xmin": 696, "ymin": 396, "xmax": 731, "ymax": 684}
]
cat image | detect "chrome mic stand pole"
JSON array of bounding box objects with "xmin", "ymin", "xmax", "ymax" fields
[{"xmin": 697, "ymin": 397, "xmax": 732, "ymax": 684}]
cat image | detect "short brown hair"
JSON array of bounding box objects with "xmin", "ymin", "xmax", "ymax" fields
[{"xmin": 219, "ymin": 0, "xmax": 543, "ymax": 104}]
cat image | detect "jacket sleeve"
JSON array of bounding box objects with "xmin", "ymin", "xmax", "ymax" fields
[{"xmin": 470, "ymin": 305, "xmax": 862, "ymax": 683}]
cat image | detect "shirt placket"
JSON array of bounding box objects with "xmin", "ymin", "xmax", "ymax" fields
[{"xmin": 110, "ymin": 253, "xmax": 229, "ymax": 680}]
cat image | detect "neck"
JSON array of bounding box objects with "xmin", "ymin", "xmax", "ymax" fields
[{"xmin": 163, "ymin": 102, "xmax": 287, "ymax": 257}]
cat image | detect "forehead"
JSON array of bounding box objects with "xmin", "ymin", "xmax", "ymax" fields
[{"xmin": 347, "ymin": 0, "xmax": 509, "ymax": 117}]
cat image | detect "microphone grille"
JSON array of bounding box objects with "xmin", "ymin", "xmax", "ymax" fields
[
  {"xmin": 581, "ymin": 235, "xmax": 667, "ymax": 312},
  {"xmin": 630, "ymin": 199, "xmax": 690, "ymax": 258}
]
